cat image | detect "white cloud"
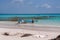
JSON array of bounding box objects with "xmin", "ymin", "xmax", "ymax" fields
[
  {"xmin": 11, "ymin": 0, "xmax": 24, "ymax": 4},
  {"xmin": 35, "ymin": 3, "xmax": 52, "ymax": 8},
  {"xmin": 41, "ymin": 4, "xmax": 52, "ymax": 8}
]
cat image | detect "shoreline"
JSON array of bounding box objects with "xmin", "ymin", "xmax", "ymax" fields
[
  {"xmin": 0, "ymin": 21, "xmax": 60, "ymax": 40},
  {"xmin": 0, "ymin": 21, "xmax": 60, "ymax": 32}
]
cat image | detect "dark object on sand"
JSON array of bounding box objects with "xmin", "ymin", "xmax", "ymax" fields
[
  {"xmin": 21, "ymin": 34, "xmax": 33, "ymax": 38},
  {"xmin": 51, "ymin": 35, "xmax": 60, "ymax": 40},
  {"xmin": 3, "ymin": 32, "xmax": 9, "ymax": 36}
]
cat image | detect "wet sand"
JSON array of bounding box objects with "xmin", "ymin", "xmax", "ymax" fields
[{"xmin": 0, "ymin": 21, "xmax": 60, "ymax": 40}]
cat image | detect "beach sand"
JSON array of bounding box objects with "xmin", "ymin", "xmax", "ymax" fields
[{"xmin": 0, "ymin": 21, "xmax": 60, "ymax": 40}]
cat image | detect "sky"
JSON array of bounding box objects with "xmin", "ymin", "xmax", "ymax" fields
[{"xmin": 0, "ymin": 0, "xmax": 60, "ymax": 14}]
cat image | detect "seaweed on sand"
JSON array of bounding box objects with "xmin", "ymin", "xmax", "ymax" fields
[
  {"xmin": 21, "ymin": 34, "xmax": 33, "ymax": 38},
  {"xmin": 50, "ymin": 35, "xmax": 60, "ymax": 40},
  {"xmin": 2, "ymin": 32, "xmax": 9, "ymax": 36}
]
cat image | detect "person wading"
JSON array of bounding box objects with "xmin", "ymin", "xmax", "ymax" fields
[{"xmin": 32, "ymin": 18, "xmax": 34, "ymax": 23}]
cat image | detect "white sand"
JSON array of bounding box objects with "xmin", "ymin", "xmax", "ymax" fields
[{"xmin": 0, "ymin": 21, "xmax": 60, "ymax": 40}]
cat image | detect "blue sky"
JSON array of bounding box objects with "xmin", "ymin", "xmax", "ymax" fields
[{"xmin": 0, "ymin": 0, "xmax": 60, "ymax": 13}]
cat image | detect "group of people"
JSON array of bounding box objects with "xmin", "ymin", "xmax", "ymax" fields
[
  {"xmin": 18, "ymin": 17, "xmax": 24, "ymax": 24},
  {"xmin": 17, "ymin": 17, "xmax": 34, "ymax": 24}
]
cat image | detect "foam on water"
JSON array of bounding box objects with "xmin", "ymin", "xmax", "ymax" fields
[{"xmin": 0, "ymin": 14, "xmax": 60, "ymax": 26}]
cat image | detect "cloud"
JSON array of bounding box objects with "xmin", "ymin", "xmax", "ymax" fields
[
  {"xmin": 35, "ymin": 3, "xmax": 52, "ymax": 8},
  {"xmin": 11, "ymin": 0, "xmax": 24, "ymax": 4},
  {"xmin": 41, "ymin": 4, "xmax": 52, "ymax": 8}
]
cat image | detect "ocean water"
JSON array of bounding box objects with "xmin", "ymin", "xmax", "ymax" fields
[{"xmin": 0, "ymin": 14, "xmax": 60, "ymax": 26}]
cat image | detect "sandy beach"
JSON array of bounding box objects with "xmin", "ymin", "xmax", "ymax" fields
[{"xmin": 0, "ymin": 21, "xmax": 60, "ymax": 40}]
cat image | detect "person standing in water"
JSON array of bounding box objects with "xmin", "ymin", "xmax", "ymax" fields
[
  {"xmin": 18, "ymin": 17, "xmax": 25, "ymax": 24},
  {"xmin": 16, "ymin": 17, "xmax": 19, "ymax": 24},
  {"xmin": 17, "ymin": 17, "xmax": 22, "ymax": 24},
  {"xmin": 21, "ymin": 19, "xmax": 24, "ymax": 23},
  {"xmin": 32, "ymin": 18, "xmax": 34, "ymax": 23}
]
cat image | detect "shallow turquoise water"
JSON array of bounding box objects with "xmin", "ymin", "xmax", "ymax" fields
[
  {"xmin": 35, "ymin": 16, "xmax": 60, "ymax": 25},
  {"xmin": 0, "ymin": 14, "xmax": 60, "ymax": 25}
]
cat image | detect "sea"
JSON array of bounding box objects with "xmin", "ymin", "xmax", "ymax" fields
[{"xmin": 0, "ymin": 13, "xmax": 60, "ymax": 26}]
